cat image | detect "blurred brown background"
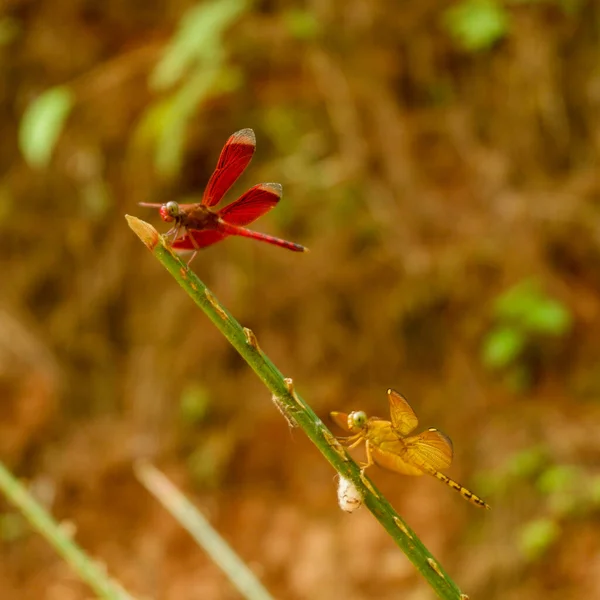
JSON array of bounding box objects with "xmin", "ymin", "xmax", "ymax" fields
[{"xmin": 1, "ymin": 0, "xmax": 600, "ymax": 598}]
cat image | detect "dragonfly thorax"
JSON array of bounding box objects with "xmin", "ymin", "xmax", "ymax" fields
[
  {"xmin": 159, "ymin": 201, "xmax": 182, "ymax": 223},
  {"xmin": 347, "ymin": 410, "xmax": 368, "ymax": 432}
]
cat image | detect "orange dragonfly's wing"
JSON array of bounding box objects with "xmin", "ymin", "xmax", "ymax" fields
[
  {"xmin": 369, "ymin": 442, "xmax": 425, "ymax": 476},
  {"xmin": 402, "ymin": 428, "xmax": 453, "ymax": 471},
  {"xmin": 202, "ymin": 129, "xmax": 256, "ymax": 208},
  {"xmin": 330, "ymin": 411, "xmax": 351, "ymax": 432},
  {"xmin": 387, "ymin": 389, "xmax": 418, "ymax": 436}
]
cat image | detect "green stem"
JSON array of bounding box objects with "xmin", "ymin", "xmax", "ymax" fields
[
  {"xmin": 135, "ymin": 462, "xmax": 274, "ymax": 600},
  {"xmin": 0, "ymin": 461, "xmax": 133, "ymax": 600},
  {"xmin": 126, "ymin": 215, "xmax": 466, "ymax": 600}
]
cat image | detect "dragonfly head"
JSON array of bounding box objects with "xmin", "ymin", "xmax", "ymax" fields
[
  {"xmin": 347, "ymin": 410, "xmax": 367, "ymax": 432},
  {"xmin": 159, "ymin": 201, "xmax": 181, "ymax": 223}
]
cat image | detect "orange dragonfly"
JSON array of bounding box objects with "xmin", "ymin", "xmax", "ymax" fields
[{"xmin": 330, "ymin": 389, "xmax": 490, "ymax": 509}]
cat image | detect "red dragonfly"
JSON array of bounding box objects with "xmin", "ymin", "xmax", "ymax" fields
[{"xmin": 140, "ymin": 128, "xmax": 307, "ymax": 262}]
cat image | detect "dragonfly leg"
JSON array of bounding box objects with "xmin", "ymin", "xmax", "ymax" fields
[
  {"xmin": 345, "ymin": 435, "xmax": 365, "ymax": 451},
  {"xmin": 186, "ymin": 229, "xmax": 201, "ymax": 266},
  {"xmin": 358, "ymin": 441, "xmax": 375, "ymax": 472},
  {"xmin": 164, "ymin": 221, "xmax": 183, "ymax": 242}
]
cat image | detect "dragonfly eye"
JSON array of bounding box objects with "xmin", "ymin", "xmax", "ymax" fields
[
  {"xmin": 349, "ymin": 411, "xmax": 367, "ymax": 430},
  {"xmin": 159, "ymin": 201, "xmax": 180, "ymax": 222}
]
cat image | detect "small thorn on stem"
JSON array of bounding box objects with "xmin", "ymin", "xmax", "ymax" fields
[
  {"xmin": 284, "ymin": 377, "xmax": 304, "ymax": 408},
  {"xmin": 359, "ymin": 471, "xmax": 378, "ymax": 497},
  {"xmin": 393, "ymin": 516, "xmax": 413, "ymax": 539},
  {"xmin": 322, "ymin": 429, "xmax": 346, "ymax": 456},
  {"xmin": 284, "ymin": 378, "xmax": 295, "ymax": 394},
  {"xmin": 243, "ymin": 327, "xmax": 261, "ymax": 351},
  {"xmin": 427, "ymin": 558, "xmax": 445, "ymax": 579},
  {"xmin": 204, "ymin": 290, "xmax": 229, "ymax": 321},
  {"xmin": 271, "ymin": 394, "xmax": 298, "ymax": 428}
]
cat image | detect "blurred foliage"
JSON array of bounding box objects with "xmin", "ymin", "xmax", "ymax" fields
[
  {"xmin": 482, "ymin": 280, "xmax": 572, "ymax": 389},
  {"xmin": 137, "ymin": 0, "xmax": 249, "ymax": 177},
  {"xmin": 0, "ymin": 17, "xmax": 19, "ymax": 46},
  {"xmin": 444, "ymin": 0, "xmax": 585, "ymax": 52},
  {"xmin": 282, "ymin": 9, "xmax": 321, "ymax": 41},
  {"xmin": 481, "ymin": 447, "xmax": 600, "ymax": 562},
  {"xmin": 0, "ymin": 512, "xmax": 26, "ymax": 544},
  {"xmin": 444, "ymin": 0, "xmax": 509, "ymax": 51},
  {"xmin": 519, "ymin": 517, "xmax": 560, "ymax": 561},
  {"xmin": 179, "ymin": 381, "xmax": 212, "ymax": 426},
  {"xmin": 19, "ymin": 87, "xmax": 73, "ymax": 168}
]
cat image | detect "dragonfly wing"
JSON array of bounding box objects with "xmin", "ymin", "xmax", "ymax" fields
[
  {"xmin": 387, "ymin": 389, "xmax": 419, "ymax": 436},
  {"xmin": 202, "ymin": 129, "xmax": 256, "ymax": 208},
  {"xmin": 171, "ymin": 230, "xmax": 228, "ymax": 250},
  {"xmin": 403, "ymin": 428, "xmax": 453, "ymax": 471},
  {"xmin": 218, "ymin": 183, "xmax": 282, "ymax": 226},
  {"xmin": 330, "ymin": 411, "xmax": 351, "ymax": 432},
  {"xmin": 370, "ymin": 442, "xmax": 425, "ymax": 476}
]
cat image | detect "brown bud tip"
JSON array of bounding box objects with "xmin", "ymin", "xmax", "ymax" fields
[{"xmin": 125, "ymin": 215, "xmax": 159, "ymax": 250}]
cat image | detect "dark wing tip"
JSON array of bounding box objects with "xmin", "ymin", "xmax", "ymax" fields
[
  {"xmin": 231, "ymin": 128, "xmax": 256, "ymax": 146},
  {"xmin": 258, "ymin": 182, "xmax": 283, "ymax": 199},
  {"xmin": 429, "ymin": 428, "xmax": 454, "ymax": 454}
]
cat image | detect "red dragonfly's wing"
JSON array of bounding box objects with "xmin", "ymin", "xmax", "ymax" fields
[
  {"xmin": 171, "ymin": 230, "xmax": 228, "ymax": 251},
  {"xmin": 202, "ymin": 128, "xmax": 256, "ymax": 208},
  {"xmin": 387, "ymin": 389, "xmax": 419, "ymax": 436},
  {"xmin": 218, "ymin": 183, "xmax": 282, "ymax": 226}
]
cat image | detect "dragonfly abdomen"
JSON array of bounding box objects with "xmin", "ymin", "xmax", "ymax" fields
[{"xmin": 427, "ymin": 468, "xmax": 490, "ymax": 509}]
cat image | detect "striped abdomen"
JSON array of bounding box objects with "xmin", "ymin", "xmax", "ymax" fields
[{"xmin": 425, "ymin": 467, "xmax": 490, "ymax": 509}]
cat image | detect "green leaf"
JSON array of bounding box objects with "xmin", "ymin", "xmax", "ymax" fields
[
  {"xmin": 137, "ymin": 66, "xmax": 242, "ymax": 177},
  {"xmin": 519, "ymin": 518, "xmax": 560, "ymax": 560},
  {"xmin": 589, "ymin": 475, "xmax": 600, "ymax": 506},
  {"xmin": 493, "ymin": 280, "xmax": 540, "ymax": 321},
  {"xmin": 523, "ymin": 299, "xmax": 572, "ymax": 336},
  {"xmin": 151, "ymin": 0, "xmax": 248, "ymax": 91},
  {"xmin": 444, "ymin": 0, "xmax": 509, "ymax": 52},
  {"xmin": 537, "ymin": 465, "xmax": 579, "ymax": 496},
  {"xmin": 19, "ymin": 86, "xmax": 74, "ymax": 168},
  {"xmin": 492, "ymin": 280, "xmax": 572, "ymax": 336},
  {"xmin": 482, "ymin": 326, "xmax": 526, "ymax": 368},
  {"xmin": 283, "ymin": 9, "xmax": 321, "ymax": 40},
  {"xmin": 0, "ymin": 17, "xmax": 20, "ymax": 46},
  {"xmin": 506, "ymin": 446, "xmax": 548, "ymax": 479},
  {"xmin": 0, "ymin": 512, "xmax": 26, "ymax": 542},
  {"xmin": 180, "ymin": 382, "xmax": 211, "ymax": 425}
]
